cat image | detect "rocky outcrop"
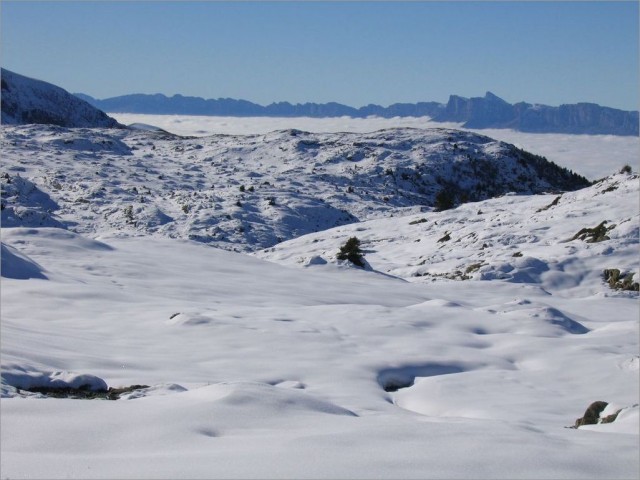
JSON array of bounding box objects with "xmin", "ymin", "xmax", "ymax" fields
[
  {"xmin": 435, "ymin": 92, "xmax": 638, "ymax": 136},
  {"xmin": 574, "ymin": 401, "xmax": 623, "ymax": 427}
]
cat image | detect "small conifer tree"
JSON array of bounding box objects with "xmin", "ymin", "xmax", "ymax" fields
[
  {"xmin": 337, "ymin": 237, "xmax": 365, "ymax": 268},
  {"xmin": 434, "ymin": 189, "xmax": 455, "ymax": 211}
]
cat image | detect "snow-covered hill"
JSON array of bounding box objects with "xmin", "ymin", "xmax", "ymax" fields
[
  {"xmin": 1, "ymin": 68, "xmax": 123, "ymax": 128},
  {"xmin": 257, "ymin": 172, "xmax": 639, "ymax": 294},
  {"xmin": 1, "ymin": 124, "xmax": 589, "ymax": 251}
]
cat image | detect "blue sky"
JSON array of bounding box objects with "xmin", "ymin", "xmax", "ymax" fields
[{"xmin": 1, "ymin": 1, "xmax": 638, "ymax": 110}]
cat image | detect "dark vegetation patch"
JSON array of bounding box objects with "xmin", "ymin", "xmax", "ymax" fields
[
  {"xmin": 510, "ymin": 146, "xmax": 592, "ymax": 191},
  {"xmin": 337, "ymin": 236, "xmax": 365, "ymax": 268},
  {"xmin": 414, "ymin": 269, "xmax": 473, "ymax": 281},
  {"xmin": 536, "ymin": 195, "xmax": 561, "ymax": 213},
  {"xmin": 18, "ymin": 384, "xmax": 150, "ymax": 400}
]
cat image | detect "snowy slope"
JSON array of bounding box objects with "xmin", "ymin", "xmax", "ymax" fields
[
  {"xmin": 1, "ymin": 68, "xmax": 123, "ymax": 128},
  {"xmin": 0, "ymin": 109, "xmax": 638, "ymax": 478},
  {"xmin": 1, "ymin": 222, "xmax": 638, "ymax": 478},
  {"xmin": 1, "ymin": 124, "xmax": 589, "ymax": 251},
  {"xmin": 257, "ymin": 172, "xmax": 639, "ymax": 293}
]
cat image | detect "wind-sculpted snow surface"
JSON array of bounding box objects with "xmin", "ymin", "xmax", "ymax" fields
[
  {"xmin": 1, "ymin": 124, "xmax": 589, "ymax": 251},
  {"xmin": 1, "ymin": 222, "xmax": 638, "ymax": 478}
]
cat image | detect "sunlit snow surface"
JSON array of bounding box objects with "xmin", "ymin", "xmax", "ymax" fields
[
  {"xmin": 112, "ymin": 113, "xmax": 640, "ymax": 181},
  {"xmin": 1, "ymin": 117, "xmax": 639, "ymax": 479}
]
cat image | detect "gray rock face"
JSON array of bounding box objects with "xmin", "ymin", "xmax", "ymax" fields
[
  {"xmin": 1, "ymin": 69, "xmax": 124, "ymax": 129},
  {"xmin": 435, "ymin": 92, "xmax": 638, "ymax": 136}
]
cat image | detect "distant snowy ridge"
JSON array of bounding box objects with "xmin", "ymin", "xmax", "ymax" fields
[
  {"xmin": 1, "ymin": 68, "xmax": 123, "ymax": 128},
  {"xmin": 1, "ymin": 124, "xmax": 590, "ymax": 251},
  {"xmin": 77, "ymin": 90, "xmax": 639, "ymax": 136}
]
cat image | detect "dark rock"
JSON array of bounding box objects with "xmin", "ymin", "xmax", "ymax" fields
[
  {"xmin": 574, "ymin": 401, "xmax": 609, "ymax": 427},
  {"xmin": 604, "ymin": 269, "xmax": 639, "ymax": 292},
  {"xmin": 601, "ymin": 410, "xmax": 622, "ymax": 424},
  {"xmin": 570, "ymin": 221, "xmax": 613, "ymax": 243}
]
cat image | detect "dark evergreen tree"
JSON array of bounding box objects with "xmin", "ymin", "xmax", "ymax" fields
[{"xmin": 337, "ymin": 237, "xmax": 365, "ymax": 267}]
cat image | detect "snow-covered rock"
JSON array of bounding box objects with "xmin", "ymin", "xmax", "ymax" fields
[{"xmin": 1, "ymin": 68, "xmax": 123, "ymax": 128}]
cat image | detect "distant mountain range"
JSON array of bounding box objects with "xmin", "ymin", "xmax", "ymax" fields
[
  {"xmin": 75, "ymin": 90, "xmax": 639, "ymax": 136},
  {"xmin": 1, "ymin": 68, "xmax": 123, "ymax": 129},
  {"xmin": 0, "ymin": 68, "xmax": 636, "ymax": 136}
]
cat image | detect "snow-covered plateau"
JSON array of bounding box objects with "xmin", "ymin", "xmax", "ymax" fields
[{"xmin": 1, "ymin": 117, "xmax": 639, "ymax": 479}]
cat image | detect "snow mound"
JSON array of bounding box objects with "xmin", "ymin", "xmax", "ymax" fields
[
  {"xmin": 187, "ymin": 382, "xmax": 357, "ymax": 418},
  {"xmin": 1, "ymin": 364, "xmax": 108, "ymax": 396},
  {"xmin": 0, "ymin": 243, "xmax": 47, "ymax": 280},
  {"xmin": 1, "ymin": 173, "xmax": 65, "ymax": 228}
]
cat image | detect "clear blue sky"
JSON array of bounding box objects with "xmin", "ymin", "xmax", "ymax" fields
[{"xmin": 1, "ymin": 1, "xmax": 638, "ymax": 110}]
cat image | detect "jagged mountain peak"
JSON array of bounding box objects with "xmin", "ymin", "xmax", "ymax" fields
[{"xmin": 484, "ymin": 91, "xmax": 508, "ymax": 103}]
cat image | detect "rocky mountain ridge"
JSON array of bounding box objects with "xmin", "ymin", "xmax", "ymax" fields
[
  {"xmin": 439, "ymin": 92, "xmax": 639, "ymax": 136},
  {"xmin": 76, "ymin": 90, "xmax": 639, "ymax": 136}
]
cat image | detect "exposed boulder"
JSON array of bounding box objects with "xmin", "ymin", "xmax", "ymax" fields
[{"xmin": 574, "ymin": 401, "xmax": 609, "ymax": 427}]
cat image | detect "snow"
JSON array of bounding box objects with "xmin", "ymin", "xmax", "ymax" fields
[
  {"xmin": 1, "ymin": 68, "xmax": 122, "ymax": 129},
  {"xmin": 111, "ymin": 113, "xmax": 640, "ymax": 181},
  {"xmin": 1, "ymin": 116, "xmax": 638, "ymax": 478},
  {"xmin": 0, "ymin": 124, "xmax": 592, "ymax": 253}
]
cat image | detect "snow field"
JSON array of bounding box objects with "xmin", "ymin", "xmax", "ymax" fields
[
  {"xmin": 1, "ymin": 118, "xmax": 638, "ymax": 478},
  {"xmin": 1, "ymin": 220, "xmax": 638, "ymax": 478}
]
